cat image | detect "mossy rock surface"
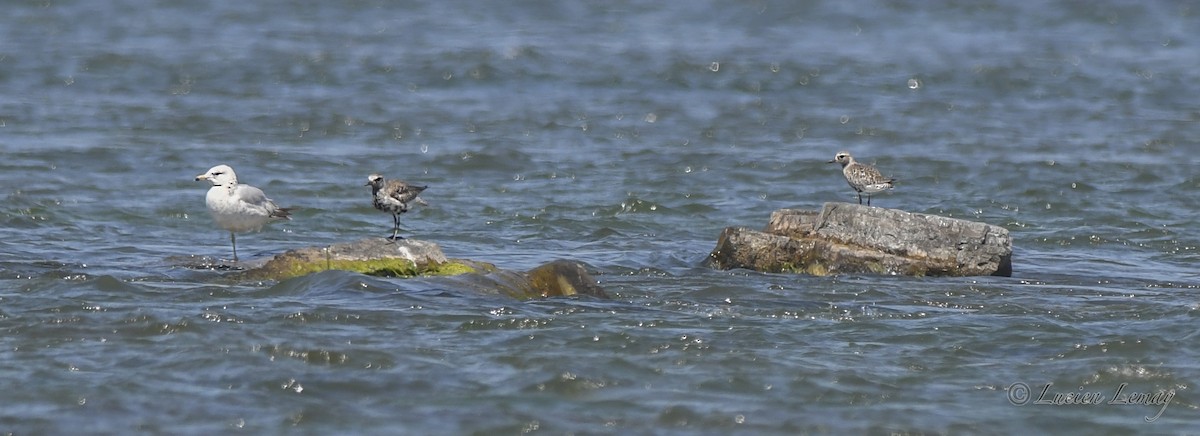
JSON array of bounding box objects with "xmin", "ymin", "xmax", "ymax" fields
[
  {"xmin": 261, "ymin": 256, "xmax": 482, "ymax": 280},
  {"xmin": 238, "ymin": 238, "xmax": 473, "ymax": 281},
  {"xmin": 231, "ymin": 238, "xmax": 607, "ymax": 300}
]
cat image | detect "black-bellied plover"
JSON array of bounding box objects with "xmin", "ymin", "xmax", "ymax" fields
[
  {"xmin": 828, "ymin": 151, "xmax": 895, "ymax": 206},
  {"xmin": 195, "ymin": 164, "xmax": 291, "ymax": 262},
  {"xmin": 365, "ymin": 174, "xmax": 427, "ymax": 240}
]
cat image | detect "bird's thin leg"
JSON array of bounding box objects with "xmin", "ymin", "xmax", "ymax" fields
[
  {"xmin": 389, "ymin": 213, "xmax": 403, "ymax": 240},
  {"xmin": 857, "ymin": 192, "xmax": 863, "ymax": 204},
  {"xmin": 867, "ymin": 195, "xmax": 872, "ymax": 206},
  {"xmin": 230, "ymin": 232, "xmax": 239, "ymax": 262}
]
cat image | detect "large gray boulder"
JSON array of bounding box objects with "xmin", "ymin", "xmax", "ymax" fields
[{"xmin": 708, "ymin": 203, "xmax": 1012, "ymax": 277}]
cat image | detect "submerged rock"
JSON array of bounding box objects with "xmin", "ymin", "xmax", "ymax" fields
[
  {"xmin": 231, "ymin": 238, "xmax": 607, "ymax": 300},
  {"xmin": 707, "ymin": 203, "xmax": 1012, "ymax": 277},
  {"xmin": 436, "ymin": 259, "xmax": 610, "ymax": 300},
  {"xmin": 526, "ymin": 260, "xmax": 610, "ymax": 298}
]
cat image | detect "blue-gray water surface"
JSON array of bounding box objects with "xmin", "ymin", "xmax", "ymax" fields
[{"xmin": 2, "ymin": 1, "xmax": 1199, "ymax": 434}]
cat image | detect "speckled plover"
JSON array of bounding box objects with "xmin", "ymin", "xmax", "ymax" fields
[
  {"xmin": 828, "ymin": 151, "xmax": 895, "ymax": 206},
  {"xmin": 366, "ymin": 174, "xmax": 428, "ymax": 240}
]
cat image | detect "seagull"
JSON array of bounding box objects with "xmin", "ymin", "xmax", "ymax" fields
[
  {"xmin": 195, "ymin": 165, "xmax": 291, "ymax": 261},
  {"xmin": 828, "ymin": 151, "xmax": 895, "ymax": 206},
  {"xmin": 365, "ymin": 174, "xmax": 427, "ymax": 240}
]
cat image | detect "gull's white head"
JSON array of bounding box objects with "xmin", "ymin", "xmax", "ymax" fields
[{"xmin": 196, "ymin": 165, "xmax": 238, "ymax": 186}]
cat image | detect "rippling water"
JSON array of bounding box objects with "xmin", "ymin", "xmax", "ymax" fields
[{"xmin": 3, "ymin": 0, "xmax": 1199, "ymax": 433}]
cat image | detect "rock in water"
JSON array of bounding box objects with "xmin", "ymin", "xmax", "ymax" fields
[
  {"xmin": 708, "ymin": 203, "xmax": 1012, "ymax": 277},
  {"xmin": 229, "ymin": 238, "xmax": 608, "ymax": 300},
  {"xmin": 235, "ymin": 238, "xmax": 467, "ymax": 281},
  {"xmin": 526, "ymin": 260, "xmax": 609, "ymax": 298}
]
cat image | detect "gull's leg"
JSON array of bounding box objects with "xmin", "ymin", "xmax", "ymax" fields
[{"xmin": 230, "ymin": 232, "xmax": 239, "ymax": 262}]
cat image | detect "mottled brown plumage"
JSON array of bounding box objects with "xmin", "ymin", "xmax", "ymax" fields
[
  {"xmin": 828, "ymin": 151, "xmax": 895, "ymax": 206},
  {"xmin": 366, "ymin": 174, "xmax": 427, "ymax": 240}
]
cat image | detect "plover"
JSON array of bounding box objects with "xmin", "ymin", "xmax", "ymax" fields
[
  {"xmin": 195, "ymin": 164, "xmax": 291, "ymax": 262},
  {"xmin": 365, "ymin": 174, "xmax": 428, "ymax": 240},
  {"xmin": 828, "ymin": 151, "xmax": 895, "ymax": 206}
]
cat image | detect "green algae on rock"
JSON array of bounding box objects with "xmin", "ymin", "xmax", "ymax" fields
[
  {"xmin": 237, "ymin": 238, "xmax": 475, "ymax": 281},
  {"xmin": 231, "ymin": 238, "xmax": 608, "ymax": 300}
]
